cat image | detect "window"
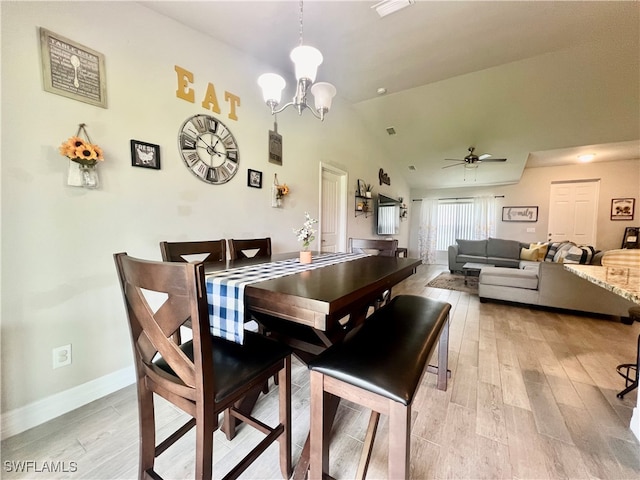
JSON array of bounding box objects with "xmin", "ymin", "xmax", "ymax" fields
[{"xmin": 436, "ymin": 199, "xmax": 475, "ymax": 250}]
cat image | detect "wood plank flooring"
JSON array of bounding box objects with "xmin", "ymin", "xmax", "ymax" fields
[{"xmin": 2, "ymin": 264, "xmax": 639, "ymax": 479}]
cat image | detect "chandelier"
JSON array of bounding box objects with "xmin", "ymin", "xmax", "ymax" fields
[{"xmin": 258, "ymin": 0, "xmax": 337, "ymax": 121}]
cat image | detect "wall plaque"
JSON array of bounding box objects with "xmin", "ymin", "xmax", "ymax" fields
[{"xmin": 39, "ymin": 27, "xmax": 107, "ymax": 108}]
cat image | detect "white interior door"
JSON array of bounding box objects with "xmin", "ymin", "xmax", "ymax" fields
[
  {"xmin": 320, "ymin": 164, "xmax": 347, "ymax": 253},
  {"xmin": 548, "ymin": 180, "xmax": 599, "ymax": 245}
]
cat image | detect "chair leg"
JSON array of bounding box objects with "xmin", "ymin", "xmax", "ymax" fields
[
  {"xmin": 278, "ymin": 357, "xmax": 292, "ymax": 479},
  {"xmin": 138, "ymin": 387, "xmax": 156, "ymax": 479},
  {"xmin": 388, "ymin": 400, "xmax": 410, "ymax": 480},
  {"xmin": 194, "ymin": 410, "xmax": 214, "ymax": 480}
]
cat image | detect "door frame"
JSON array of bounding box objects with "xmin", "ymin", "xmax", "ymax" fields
[{"xmin": 319, "ymin": 162, "xmax": 348, "ymax": 253}]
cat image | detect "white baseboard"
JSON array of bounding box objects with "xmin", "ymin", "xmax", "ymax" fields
[{"xmin": 1, "ymin": 365, "xmax": 135, "ymax": 440}]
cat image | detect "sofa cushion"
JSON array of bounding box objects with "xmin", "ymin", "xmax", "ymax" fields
[
  {"xmin": 487, "ymin": 238, "xmax": 521, "ymax": 260},
  {"xmin": 457, "ymin": 239, "xmax": 486, "ymax": 256},
  {"xmin": 561, "ymin": 245, "xmax": 597, "ymax": 264},
  {"xmin": 488, "ymin": 257, "xmax": 521, "ymax": 268},
  {"xmin": 457, "ymin": 254, "xmax": 488, "ymax": 264},
  {"xmin": 480, "ymin": 267, "xmax": 539, "ymax": 290}
]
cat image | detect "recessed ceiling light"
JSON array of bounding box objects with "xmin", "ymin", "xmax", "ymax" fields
[
  {"xmin": 408, "ymin": 165, "xmax": 416, "ymax": 171},
  {"xmin": 578, "ymin": 154, "xmax": 595, "ymax": 162},
  {"xmin": 377, "ymin": 87, "xmax": 387, "ymax": 95}
]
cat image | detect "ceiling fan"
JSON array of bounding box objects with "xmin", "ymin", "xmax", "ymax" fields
[{"xmin": 442, "ymin": 147, "xmax": 507, "ymax": 169}]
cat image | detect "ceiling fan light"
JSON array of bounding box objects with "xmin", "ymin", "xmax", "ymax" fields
[
  {"xmin": 310, "ymin": 81, "xmax": 336, "ymax": 112},
  {"xmin": 258, "ymin": 73, "xmax": 286, "ymax": 105},
  {"xmin": 478, "ymin": 153, "xmax": 491, "ymax": 160},
  {"xmin": 290, "ymin": 45, "xmax": 323, "ymax": 82}
]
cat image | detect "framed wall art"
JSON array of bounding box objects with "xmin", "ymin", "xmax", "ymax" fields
[
  {"xmin": 39, "ymin": 27, "xmax": 107, "ymax": 108},
  {"xmin": 611, "ymin": 198, "xmax": 635, "ymax": 220},
  {"xmin": 130, "ymin": 140, "xmax": 160, "ymax": 170},
  {"xmin": 502, "ymin": 206, "xmax": 538, "ymax": 222},
  {"xmin": 248, "ymin": 169, "xmax": 262, "ymax": 188},
  {"xmin": 357, "ymin": 179, "xmax": 366, "ymax": 196}
]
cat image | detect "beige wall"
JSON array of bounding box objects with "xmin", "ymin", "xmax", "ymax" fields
[
  {"xmin": 0, "ymin": 1, "xmax": 410, "ymax": 419},
  {"xmin": 409, "ymin": 158, "xmax": 640, "ymax": 256}
]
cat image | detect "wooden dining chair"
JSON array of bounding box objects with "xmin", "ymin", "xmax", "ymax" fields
[
  {"xmin": 159, "ymin": 239, "xmax": 227, "ymax": 264},
  {"xmin": 228, "ymin": 237, "xmax": 272, "ymax": 260},
  {"xmin": 114, "ymin": 252, "xmax": 292, "ymax": 480},
  {"xmin": 349, "ymin": 238, "xmax": 399, "ymax": 308},
  {"xmin": 160, "ymin": 240, "xmax": 227, "ymax": 344}
]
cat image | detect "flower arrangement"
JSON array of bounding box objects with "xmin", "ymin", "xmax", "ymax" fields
[
  {"xmin": 59, "ymin": 123, "xmax": 104, "ymax": 166},
  {"xmin": 276, "ymin": 183, "xmax": 290, "ymax": 199},
  {"xmin": 293, "ymin": 212, "xmax": 317, "ymax": 251}
]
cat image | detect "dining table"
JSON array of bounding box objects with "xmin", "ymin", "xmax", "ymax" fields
[{"xmin": 203, "ymin": 251, "xmax": 422, "ymax": 479}]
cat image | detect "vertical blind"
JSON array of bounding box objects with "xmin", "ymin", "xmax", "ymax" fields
[{"xmin": 436, "ymin": 199, "xmax": 474, "ymax": 250}]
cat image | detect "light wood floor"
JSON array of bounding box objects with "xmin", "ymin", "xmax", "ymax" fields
[{"xmin": 3, "ymin": 264, "xmax": 640, "ymax": 479}]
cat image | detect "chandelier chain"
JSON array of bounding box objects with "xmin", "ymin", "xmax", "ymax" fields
[{"xmin": 298, "ymin": 0, "xmax": 304, "ymax": 46}]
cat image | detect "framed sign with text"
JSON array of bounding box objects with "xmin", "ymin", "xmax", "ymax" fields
[{"xmin": 39, "ymin": 28, "xmax": 107, "ymax": 108}]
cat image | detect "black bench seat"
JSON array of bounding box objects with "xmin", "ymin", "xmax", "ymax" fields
[{"xmin": 308, "ymin": 294, "xmax": 451, "ymax": 480}]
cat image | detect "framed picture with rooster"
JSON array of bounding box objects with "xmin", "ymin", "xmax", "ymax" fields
[{"xmin": 130, "ymin": 140, "xmax": 160, "ymax": 170}]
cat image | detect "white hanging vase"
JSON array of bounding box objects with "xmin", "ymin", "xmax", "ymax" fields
[{"xmin": 272, "ymin": 173, "xmax": 282, "ymax": 208}]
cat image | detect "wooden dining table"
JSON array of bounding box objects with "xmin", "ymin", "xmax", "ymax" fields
[{"xmin": 204, "ymin": 251, "xmax": 422, "ymax": 479}]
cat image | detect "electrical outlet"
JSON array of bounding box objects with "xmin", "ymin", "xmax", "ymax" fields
[{"xmin": 52, "ymin": 344, "xmax": 72, "ymax": 369}]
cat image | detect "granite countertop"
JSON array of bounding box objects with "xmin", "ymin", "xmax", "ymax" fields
[{"xmin": 564, "ymin": 264, "xmax": 640, "ymax": 305}]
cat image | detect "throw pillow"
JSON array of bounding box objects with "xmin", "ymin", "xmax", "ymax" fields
[
  {"xmin": 532, "ymin": 243, "xmax": 549, "ymax": 261},
  {"xmin": 520, "ymin": 247, "xmax": 538, "ymax": 261},
  {"xmin": 456, "ymin": 239, "xmax": 486, "ymax": 256},
  {"xmin": 545, "ymin": 241, "xmax": 570, "ymax": 262},
  {"xmin": 562, "ymin": 245, "xmax": 597, "ymax": 264},
  {"xmin": 553, "ymin": 242, "xmax": 577, "ymax": 263}
]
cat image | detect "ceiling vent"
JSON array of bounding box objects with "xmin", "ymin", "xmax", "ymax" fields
[
  {"xmin": 372, "ymin": 0, "xmax": 415, "ymax": 18},
  {"xmin": 386, "ymin": 127, "xmax": 396, "ymax": 135},
  {"xmin": 408, "ymin": 165, "xmax": 416, "ymax": 171}
]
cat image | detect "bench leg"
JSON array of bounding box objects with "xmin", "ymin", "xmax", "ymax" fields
[
  {"xmin": 356, "ymin": 411, "xmax": 380, "ymax": 480},
  {"xmin": 388, "ymin": 400, "xmax": 410, "ymax": 479},
  {"xmin": 310, "ymin": 371, "xmax": 331, "ymax": 480},
  {"xmin": 437, "ymin": 315, "xmax": 450, "ymax": 391}
]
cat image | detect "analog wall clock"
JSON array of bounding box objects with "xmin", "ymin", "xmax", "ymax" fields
[{"xmin": 178, "ymin": 114, "xmax": 239, "ymax": 184}]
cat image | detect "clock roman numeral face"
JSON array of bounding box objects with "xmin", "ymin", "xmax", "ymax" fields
[{"xmin": 178, "ymin": 114, "xmax": 240, "ymax": 185}]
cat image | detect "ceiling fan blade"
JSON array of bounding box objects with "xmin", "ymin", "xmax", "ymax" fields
[
  {"xmin": 442, "ymin": 163, "xmax": 463, "ymax": 169},
  {"xmin": 480, "ymin": 158, "xmax": 507, "ymax": 162},
  {"xmin": 444, "ymin": 158, "xmax": 464, "ymax": 162}
]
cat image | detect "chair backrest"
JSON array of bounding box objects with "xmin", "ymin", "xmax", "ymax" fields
[
  {"xmin": 349, "ymin": 238, "xmax": 398, "ymax": 257},
  {"xmin": 159, "ymin": 240, "xmax": 226, "ymax": 263},
  {"xmin": 601, "ymin": 249, "xmax": 640, "ymax": 268},
  {"xmin": 114, "ymin": 253, "xmax": 213, "ymax": 404},
  {"xmin": 228, "ymin": 237, "xmax": 272, "ymax": 260}
]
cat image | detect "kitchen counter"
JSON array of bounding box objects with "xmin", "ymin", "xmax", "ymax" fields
[{"xmin": 564, "ymin": 264, "xmax": 640, "ymax": 305}]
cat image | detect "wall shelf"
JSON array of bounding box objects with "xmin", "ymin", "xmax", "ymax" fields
[{"xmin": 355, "ymin": 195, "xmax": 372, "ymax": 217}]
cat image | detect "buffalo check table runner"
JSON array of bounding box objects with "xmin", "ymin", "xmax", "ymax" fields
[{"xmin": 205, "ymin": 252, "xmax": 369, "ymax": 344}]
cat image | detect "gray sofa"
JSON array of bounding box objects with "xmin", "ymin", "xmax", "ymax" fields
[
  {"xmin": 448, "ymin": 238, "xmax": 529, "ymax": 272},
  {"xmin": 449, "ymin": 237, "xmax": 636, "ymax": 319},
  {"xmin": 479, "ymin": 260, "xmax": 636, "ymax": 319}
]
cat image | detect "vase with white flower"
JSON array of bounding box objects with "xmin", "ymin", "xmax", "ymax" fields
[
  {"xmin": 293, "ymin": 212, "xmax": 317, "ymax": 264},
  {"xmin": 59, "ymin": 123, "xmax": 104, "ymax": 189}
]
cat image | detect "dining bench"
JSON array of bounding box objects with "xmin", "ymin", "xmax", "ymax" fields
[{"xmin": 308, "ymin": 294, "xmax": 451, "ymax": 479}]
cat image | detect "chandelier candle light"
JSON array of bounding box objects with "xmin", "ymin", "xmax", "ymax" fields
[{"xmin": 258, "ymin": 0, "xmax": 336, "ymax": 121}]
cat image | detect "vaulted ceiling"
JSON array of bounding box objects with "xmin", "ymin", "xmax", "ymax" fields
[{"xmin": 142, "ymin": 1, "xmax": 640, "ymax": 189}]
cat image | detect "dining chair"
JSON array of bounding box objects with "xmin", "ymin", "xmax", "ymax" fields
[
  {"xmin": 349, "ymin": 238, "xmax": 399, "ymax": 308},
  {"xmin": 114, "ymin": 252, "xmax": 292, "ymax": 480},
  {"xmin": 228, "ymin": 237, "xmax": 272, "ymax": 260},
  {"xmin": 159, "ymin": 239, "xmax": 227, "ymax": 264},
  {"xmin": 159, "ymin": 240, "xmax": 227, "ymax": 344},
  {"xmin": 349, "ymin": 238, "xmax": 398, "ymax": 257}
]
